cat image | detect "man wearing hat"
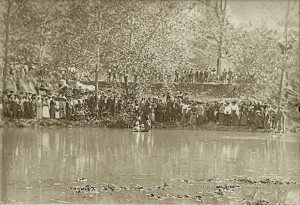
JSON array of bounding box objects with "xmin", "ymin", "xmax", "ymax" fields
[
  {"xmin": 11, "ymin": 94, "xmax": 18, "ymax": 118},
  {"xmin": 224, "ymin": 101, "xmax": 232, "ymax": 126},
  {"xmin": 59, "ymin": 96, "xmax": 67, "ymax": 119},
  {"xmin": 248, "ymin": 106, "xmax": 256, "ymax": 126},
  {"xmin": 204, "ymin": 68, "xmax": 209, "ymax": 83},
  {"xmin": 255, "ymin": 110, "xmax": 263, "ymax": 129},
  {"xmin": 218, "ymin": 102, "xmax": 225, "ymax": 125},
  {"xmin": 196, "ymin": 101, "xmax": 203, "ymax": 125},
  {"xmin": 228, "ymin": 68, "xmax": 233, "ymax": 84},
  {"xmin": 28, "ymin": 93, "xmax": 36, "ymax": 119},
  {"xmin": 231, "ymin": 100, "xmax": 240, "ymax": 126},
  {"xmin": 23, "ymin": 93, "xmax": 29, "ymax": 119},
  {"xmin": 65, "ymin": 97, "xmax": 72, "ymax": 120},
  {"xmin": 49, "ymin": 96, "xmax": 56, "ymax": 119},
  {"xmin": 19, "ymin": 93, "xmax": 26, "ymax": 119}
]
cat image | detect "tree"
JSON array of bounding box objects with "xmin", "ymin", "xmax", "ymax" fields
[
  {"xmin": 2, "ymin": 0, "xmax": 11, "ymax": 94},
  {"xmin": 189, "ymin": 0, "xmax": 233, "ymax": 75}
]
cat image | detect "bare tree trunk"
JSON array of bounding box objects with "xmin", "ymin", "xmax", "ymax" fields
[
  {"xmin": 215, "ymin": 0, "xmax": 226, "ymax": 76},
  {"xmin": 95, "ymin": 8, "xmax": 102, "ymax": 101},
  {"xmin": 124, "ymin": 17, "xmax": 135, "ymax": 97},
  {"xmin": 1, "ymin": 0, "xmax": 11, "ymax": 122},
  {"xmin": 277, "ymin": 0, "xmax": 291, "ymax": 111},
  {"xmin": 95, "ymin": 47, "xmax": 99, "ymax": 99},
  {"xmin": 217, "ymin": 38, "xmax": 222, "ymax": 75},
  {"xmin": 3, "ymin": 0, "xmax": 11, "ymax": 91}
]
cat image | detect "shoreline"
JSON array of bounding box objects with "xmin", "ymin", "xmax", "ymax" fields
[{"xmin": 0, "ymin": 118, "xmax": 298, "ymax": 133}]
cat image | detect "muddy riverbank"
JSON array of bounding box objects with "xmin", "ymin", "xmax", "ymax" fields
[{"xmin": 1, "ymin": 118, "xmax": 298, "ymax": 133}]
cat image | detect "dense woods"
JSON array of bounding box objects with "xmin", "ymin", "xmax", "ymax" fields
[{"xmin": 0, "ymin": 0, "xmax": 299, "ymax": 122}]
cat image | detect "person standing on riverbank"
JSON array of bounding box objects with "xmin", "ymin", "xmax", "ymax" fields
[
  {"xmin": 55, "ymin": 100, "xmax": 60, "ymax": 119},
  {"xmin": 42, "ymin": 97, "xmax": 50, "ymax": 119},
  {"xmin": 49, "ymin": 97, "xmax": 55, "ymax": 119},
  {"xmin": 240, "ymin": 107, "xmax": 248, "ymax": 126},
  {"xmin": 228, "ymin": 68, "xmax": 233, "ymax": 84},
  {"xmin": 255, "ymin": 110, "xmax": 263, "ymax": 129},
  {"xmin": 36, "ymin": 96, "xmax": 43, "ymax": 119},
  {"xmin": 231, "ymin": 101, "xmax": 240, "ymax": 126},
  {"xmin": 181, "ymin": 102, "xmax": 189, "ymax": 124},
  {"xmin": 218, "ymin": 102, "xmax": 225, "ymax": 125},
  {"xmin": 224, "ymin": 102, "xmax": 232, "ymax": 126}
]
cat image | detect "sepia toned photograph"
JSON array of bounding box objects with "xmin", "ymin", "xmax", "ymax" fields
[{"xmin": 0, "ymin": 0, "xmax": 299, "ymax": 204}]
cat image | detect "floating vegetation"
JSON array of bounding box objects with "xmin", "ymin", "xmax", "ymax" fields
[
  {"xmin": 68, "ymin": 177, "xmax": 298, "ymax": 203},
  {"xmin": 241, "ymin": 199, "xmax": 292, "ymax": 205},
  {"xmin": 69, "ymin": 182, "xmax": 202, "ymax": 202},
  {"xmin": 69, "ymin": 182, "xmax": 171, "ymax": 193},
  {"xmin": 232, "ymin": 178, "xmax": 296, "ymax": 185},
  {"xmin": 146, "ymin": 193, "xmax": 203, "ymax": 202}
]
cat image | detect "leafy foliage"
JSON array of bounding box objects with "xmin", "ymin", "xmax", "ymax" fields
[{"xmin": 0, "ymin": 0, "xmax": 299, "ymax": 106}]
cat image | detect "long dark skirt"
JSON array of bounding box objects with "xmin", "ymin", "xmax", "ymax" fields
[
  {"xmin": 224, "ymin": 114, "xmax": 231, "ymax": 126},
  {"xmin": 50, "ymin": 106, "xmax": 55, "ymax": 119},
  {"xmin": 219, "ymin": 113, "xmax": 224, "ymax": 125},
  {"xmin": 240, "ymin": 113, "xmax": 248, "ymax": 126},
  {"xmin": 232, "ymin": 115, "xmax": 239, "ymax": 126}
]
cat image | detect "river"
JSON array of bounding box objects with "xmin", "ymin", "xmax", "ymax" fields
[{"xmin": 0, "ymin": 128, "xmax": 300, "ymax": 204}]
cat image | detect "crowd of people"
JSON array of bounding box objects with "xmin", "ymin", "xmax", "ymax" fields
[
  {"xmin": 6, "ymin": 60, "xmax": 236, "ymax": 86},
  {"xmin": 105, "ymin": 67, "xmax": 236, "ymax": 84},
  {"xmin": 174, "ymin": 68, "xmax": 235, "ymax": 84},
  {"xmin": 2, "ymin": 89, "xmax": 285, "ymax": 132}
]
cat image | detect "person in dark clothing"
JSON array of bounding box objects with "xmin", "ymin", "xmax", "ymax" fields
[
  {"xmin": 189, "ymin": 70, "xmax": 194, "ymax": 83},
  {"xmin": 205, "ymin": 103, "xmax": 212, "ymax": 122},
  {"xmin": 124, "ymin": 72, "xmax": 128, "ymax": 84},
  {"xmin": 112, "ymin": 70, "xmax": 117, "ymax": 81},
  {"xmin": 155, "ymin": 102, "xmax": 162, "ymax": 123},
  {"xmin": 49, "ymin": 97, "xmax": 55, "ymax": 119},
  {"xmin": 178, "ymin": 92, "xmax": 183, "ymax": 100},
  {"xmin": 199, "ymin": 70, "xmax": 204, "ymax": 83},
  {"xmin": 65, "ymin": 99, "xmax": 71, "ymax": 120},
  {"xmin": 166, "ymin": 93, "xmax": 171, "ymax": 102},
  {"xmin": 195, "ymin": 70, "xmax": 199, "ymax": 83},
  {"xmin": 204, "ymin": 69, "xmax": 209, "ymax": 83},
  {"xmin": 107, "ymin": 69, "xmax": 112, "ymax": 81},
  {"xmin": 228, "ymin": 68, "xmax": 233, "ymax": 84},
  {"xmin": 23, "ymin": 98, "xmax": 29, "ymax": 118},
  {"xmin": 117, "ymin": 98, "xmax": 122, "ymax": 115},
  {"xmin": 133, "ymin": 73, "xmax": 138, "ymax": 83},
  {"xmin": 255, "ymin": 110, "xmax": 263, "ymax": 129},
  {"xmin": 88, "ymin": 94, "xmax": 96, "ymax": 117},
  {"xmin": 28, "ymin": 97, "xmax": 35, "ymax": 119},
  {"xmin": 166, "ymin": 100, "xmax": 173, "ymax": 122},
  {"xmin": 175, "ymin": 70, "xmax": 179, "ymax": 82},
  {"xmin": 19, "ymin": 96, "xmax": 26, "ymax": 119}
]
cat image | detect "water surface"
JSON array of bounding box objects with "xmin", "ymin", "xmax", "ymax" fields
[{"xmin": 1, "ymin": 128, "xmax": 299, "ymax": 204}]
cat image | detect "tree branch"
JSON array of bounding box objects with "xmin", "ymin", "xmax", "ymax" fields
[{"xmin": 65, "ymin": 44, "xmax": 96, "ymax": 57}]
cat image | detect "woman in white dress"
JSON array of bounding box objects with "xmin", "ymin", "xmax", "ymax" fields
[
  {"xmin": 42, "ymin": 97, "xmax": 50, "ymax": 119},
  {"xmin": 36, "ymin": 96, "xmax": 43, "ymax": 119}
]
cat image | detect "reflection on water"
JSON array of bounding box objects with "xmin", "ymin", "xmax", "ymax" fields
[{"xmin": 0, "ymin": 128, "xmax": 300, "ymax": 204}]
